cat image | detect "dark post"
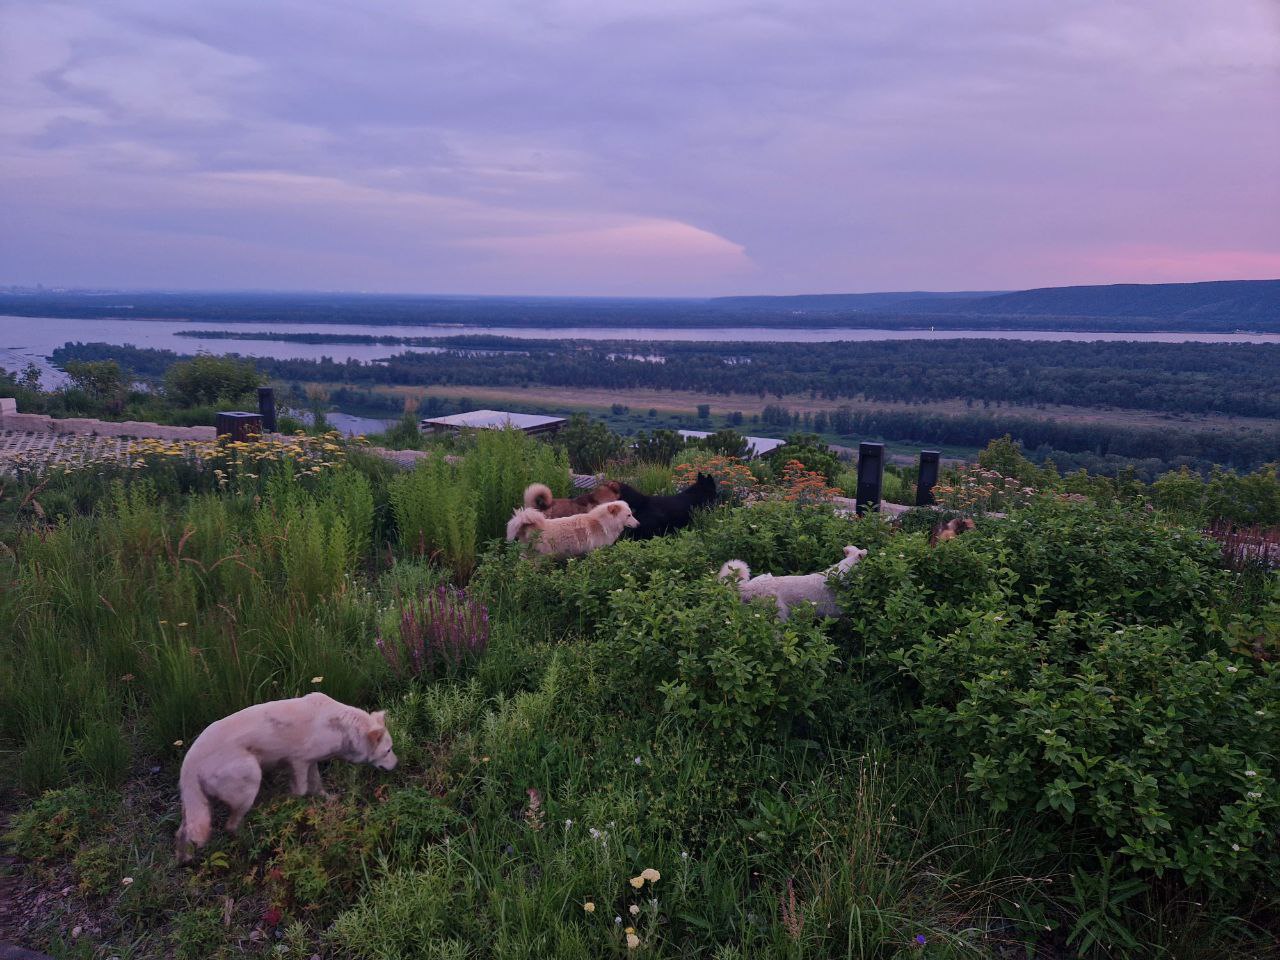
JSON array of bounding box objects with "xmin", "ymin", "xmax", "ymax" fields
[
  {"xmin": 257, "ymin": 386, "xmax": 277, "ymax": 433},
  {"xmin": 216, "ymin": 411, "xmax": 262, "ymax": 442},
  {"xmin": 916, "ymin": 450, "xmax": 941, "ymax": 506},
  {"xmin": 855, "ymin": 442, "xmax": 884, "ymax": 516}
]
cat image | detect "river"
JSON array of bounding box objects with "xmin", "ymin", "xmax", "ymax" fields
[{"xmin": 4, "ymin": 314, "xmax": 1279, "ymax": 384}]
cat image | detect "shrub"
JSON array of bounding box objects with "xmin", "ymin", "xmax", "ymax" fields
[
  {"xmin": 987, "ymin": 501, "xmax": 1226, "ymax": 630},
  {"xmin": 555, "ymin": 413, "xmax": 623, "ymax": 473},
  {"xmin": 473, "ymin": 534, "xmax": 713, "ymax": 637},
  {"xmin": 631, "ymin": 429, "xmax": 687, "ymax": 465},
  {"xmin": 692, "ymin": 428, "xmax": 749, "ymax": 459},
  {"xmin": 767, "ymin": 434, "xmax": 841, "ymax": 484},
  {"xmin": 607, "ymin": 571, "xmax": 836, "ymax": 745},
  {"xmin": 905, "ymin": 612, "xmax": 1280, "ymax": 893},
  {"xmin": 672, "ymin": 452, "xmax": 755, "ymax": 502},
  {"xmin": 163, "ymin": 354, "xmax": 261, "ymax": 408},
  {"xmin": 696, "ymin": 499, "xmax": 890, "ymax": 576}
]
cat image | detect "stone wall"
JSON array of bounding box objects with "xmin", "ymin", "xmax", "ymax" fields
[{"xmin": 0, "ymin": 398, "xmax": 216, "ymax": 441}]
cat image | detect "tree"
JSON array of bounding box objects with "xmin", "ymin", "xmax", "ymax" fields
[
  {"xmin": 556, "ymin": 413, "xmax": 624, "ymax": 473},
  {"xmin": 696, "ymin": 404, "xmax": 711, "ymax": 420},
  {"xmin": 694, "ymin": 428, "xmax": 749, "ymax": 459},
  {"xmin": 633, "ymin": 429, "xmax": 687, "ymax": 465},
  {"xmin": 164, "ymin": 354, "xmax": 262, "ymax": 408},
  {"xmin": 63, "ymin": 360, "xmax": 127, "ymax": 412}
]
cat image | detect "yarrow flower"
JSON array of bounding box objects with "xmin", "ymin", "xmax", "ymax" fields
[
  {"xmin": 583, "ymin": 902, "xmax": 595, "ymax": 913},
  {"xmin": 311, "ymin": 676, "xmax": 324, "ymax": 684},
  {"xmin": 1246, "ymin": 770, "xmax": 1258, "ymax": 777},
  {"xmin": 641, "ymin": 868, "xmax": 660, "ymax": 883},
  {"xmin": 629, "ymin": 905, "xmax": 640, "ymax": 917},
  {"xmin": 626, "ymin": 933, "xmax": 640, "ymax": 949},
  {"xmin": 629, "ymin": 876, "xmax": 645, "ymax": 889}
]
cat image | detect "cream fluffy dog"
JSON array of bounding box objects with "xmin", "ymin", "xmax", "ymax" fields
[
  {"xmin": 506, "ymin": 500, "xmax": 638, "ymax": 558},
  {"xmin": 719, "ymin": 545, "xmax": 868, "ymax": 620},
  {"xmin": 175, "ymin": 693, "xmax": 397, "ymax": 863}
]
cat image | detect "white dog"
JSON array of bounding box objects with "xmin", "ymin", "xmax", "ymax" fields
[
  {"xmin": 506, "ymin": 500, "xmax": 638, "ymax": 558},
  {"xmin": 175, "ymin": 692, "xmax": 397, "ymax": 863},
  {"xmin": 719, "ymin": 545, "xmax": 868, "ymax": 620}
]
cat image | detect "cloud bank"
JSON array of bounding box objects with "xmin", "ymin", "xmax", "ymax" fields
[{"xmin": 1, "ymin": 0, "xmax": 1277, "ymax": 294}]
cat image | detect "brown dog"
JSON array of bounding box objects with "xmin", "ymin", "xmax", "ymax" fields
[
  {"xmin": 930, "ymin": 517, "xmax": 977, "ymax": 546},
  {"xmin": 522, "ymin": 481, "xmax": 621, "ymax": 519}
]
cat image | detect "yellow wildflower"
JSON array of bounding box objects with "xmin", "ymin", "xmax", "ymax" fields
[{"xmin": 629, "ymin": 876, "xmax": 645, "ymax": 889}]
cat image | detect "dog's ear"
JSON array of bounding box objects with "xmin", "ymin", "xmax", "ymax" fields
[
  {"xmin": 844, "ymin": 545, "xmax": 858, "ymax": 557},
  {"xmin": 607, "ymin": 502, "xmax": 623, "ymax": 515},
  {"xmin": 604, "ymin": 480, "xmax": 620, "ymax": 493}
]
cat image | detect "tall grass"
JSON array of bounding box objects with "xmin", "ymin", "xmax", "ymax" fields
[
  {"xmin": 389, "ymin": 428, "xmax": 570, "ymax": 578},
  {"xmin": 0, "ymin": 462, "xmax": 385, "ymax": 786}
]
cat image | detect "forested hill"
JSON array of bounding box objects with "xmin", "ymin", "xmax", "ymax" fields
[
  {"xmin": 707, "ymin": 291, "xmax": 1005, "ymax": 312},
  {"xmin": 892, "ymin": 279, "xmax": 1280, "ymax": 322},
  {"xmin": 1, "ymin": 278, "xmax": 1277, "ymax": 330}
]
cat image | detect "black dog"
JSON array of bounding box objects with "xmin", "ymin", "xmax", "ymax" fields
[{"xmin": 617, "ymin": 473, "xmax": 718, "ymax": 540}]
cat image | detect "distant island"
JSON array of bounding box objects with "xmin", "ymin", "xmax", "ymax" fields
[{"xmin": 2, "ymin": 278, "xmax": 1278, "ymax": 332}]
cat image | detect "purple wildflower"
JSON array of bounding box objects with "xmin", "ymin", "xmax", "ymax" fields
[{"xmin": 376, "ymin": 585, "xmax": 490, "ymax": 679}]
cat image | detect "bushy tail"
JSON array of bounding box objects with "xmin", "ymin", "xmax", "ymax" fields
[
  {"xmin": 718, "ymin": 559, "xmax": 750, "ymax": 583},
  {"xmin": 523, "ymin": 483, "xmax": 554, "ymax": 511},
  {"xmin": 175, "ymin": 767, "xmax": 211, "ymax": 864},
  {"xmin": 507, "ymin": 508, "xmax": 545, "ymax": 542}
]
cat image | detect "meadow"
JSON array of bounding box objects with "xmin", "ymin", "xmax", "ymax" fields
[{"xmin": 1, "ymin": 428, "xmax": 1277, "ymax": 958}]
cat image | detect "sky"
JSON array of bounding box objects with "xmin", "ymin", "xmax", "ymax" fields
[{"xmin": 1, "ymin": 0, "xmax": 1278, "ymax": 297}]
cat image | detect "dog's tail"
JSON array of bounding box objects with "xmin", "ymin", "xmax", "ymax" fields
[
  {"xmin": 718, "ymin": 559, "xmax": 750, "ymax": 583},
  {"xmin": 506, "ymin": 507, "xmax": 545, "ymax": 542},
  {"xmin": 523, "ymin": 483, "xmax": 554, "ymax": 511},
  {"xmin": 175, "ymin": 765, "xmax": 211, "ymax": 864}
]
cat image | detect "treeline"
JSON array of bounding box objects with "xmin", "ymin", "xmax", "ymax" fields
[
  {"xmin": 7, "ymin": 287, "xmax": 1280, "ymax": 331},
  {"xmin": 58, "ymin": 336, "xmax": 1280, "ymax": 419},
  {"xmin": 49, "ymin": 342, "xmax": 1280, "ymax": 475}
]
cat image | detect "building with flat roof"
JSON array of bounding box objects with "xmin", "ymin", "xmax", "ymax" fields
[
  {"xmin": 421, "ymin": 409, "xmax": 566, "ymax": 436},
  {"xmin": 677, "ymin": 430, "xmax": 786, "ymax": 460}
]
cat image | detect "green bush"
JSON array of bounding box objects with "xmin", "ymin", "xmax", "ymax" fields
[
  {"xmin": 767, "ymin": 433, "xmax": 841, "ymax": 484},
  {"xmin": 607, "ymin": 571, "xmax": 836, "ymax": 745},
  {"xmin": 904, "ymin": 612, "xmax": 1280, "ymax": 892},
  {"xmin": 986, "ymin": 501, "xmax": 1226, "ymax": 630},
  {"xmin": 695, "ymin": 500, "xmax": 891, "ymax": 575},
  {"xmin": 554, "ymin": 413, "xmax": 623, "ymax": 473},
  {"xmin": 163, "ymin": 354, "xmax": 261, "ymax": 408}
]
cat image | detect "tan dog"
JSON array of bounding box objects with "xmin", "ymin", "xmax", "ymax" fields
[
  {"xmin": 523, "ymin": 481, "xmax": 621, "ymax": 519},
  {"xmin": 719, "ymin": 545, "xmax": 868, "ymax": 620},
  {"xmin": 175, "ymin": 693, "xmax": 396, "ymax": 864},
  {"xmin": 506, "ymin": 500, "xmax": 638, "ymax": 558},
  {"xmin": 929, "ymin": 517, "xmax": 977, "ymax": 546}
]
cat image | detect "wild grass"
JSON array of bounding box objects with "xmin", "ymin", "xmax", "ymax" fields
[{"xmin": 1, "ymin": 436, "xmax": 1277, "ymax": 959}]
